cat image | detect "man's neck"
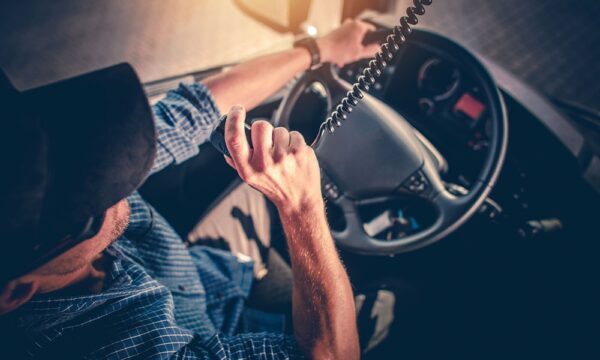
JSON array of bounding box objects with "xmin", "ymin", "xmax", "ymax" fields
[{"xmin": 53, "ymin": 252, "xmax": 111, "ymax": 296}]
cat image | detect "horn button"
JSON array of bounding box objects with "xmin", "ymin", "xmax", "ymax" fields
[{"xmin": 314, "ymin": 95, "xmax": 425, "ymax": 199}]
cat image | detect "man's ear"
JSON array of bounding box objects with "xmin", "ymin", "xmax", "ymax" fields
[{"xmin": 0, "ymin": 279, "xmax": 38, "ymax": 315}]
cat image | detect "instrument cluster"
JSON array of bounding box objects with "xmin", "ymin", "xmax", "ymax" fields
[{"xmin": 339, "ymin": 42, "xmax": 493, "ymax": 189}]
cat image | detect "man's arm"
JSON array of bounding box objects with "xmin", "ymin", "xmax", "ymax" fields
[
  {"xmin": 224, "ymin": 106, "xmax": 359, "ymax": 359},
  {"xmin": 280, "ymin": 201, "xmax": 359, "ymax": 359},
  {"xmin": 150, "ymin": 20, "xmax": 378, "ymax": 175},
  {"xmin": 204, "ymin": 19, "xmax": 379, "ymax": 112}
]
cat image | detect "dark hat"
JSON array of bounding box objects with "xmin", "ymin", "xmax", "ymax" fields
[{"xmin": 0, "ymin": 63, "xmax": 156, "ymax": 283}]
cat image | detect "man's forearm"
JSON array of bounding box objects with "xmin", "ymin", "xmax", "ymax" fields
[
  {"xmin": 204, "ymin": 20, "xmax": 378, "ymax": 114},
  {"xmin": 203, "ymin": 47, "xmax": 312, "ymax": 112},
  {"xmin": 279, "ymin": 202, "xmax": 359, "ymax": 360}
]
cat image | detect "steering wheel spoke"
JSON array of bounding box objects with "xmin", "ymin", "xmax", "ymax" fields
[{"xmin": 414, "ymin": 154, "xmax": 454, "ymax": 201}]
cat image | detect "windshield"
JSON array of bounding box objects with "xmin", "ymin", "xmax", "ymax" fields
[{"xmin": 0, "ymin": 0, "xmax": 342, "ymax": 88}]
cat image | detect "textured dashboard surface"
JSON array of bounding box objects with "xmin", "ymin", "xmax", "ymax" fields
[{"xmin": 394, "ymin": 0, "xmax": 600, "ymax": 111}]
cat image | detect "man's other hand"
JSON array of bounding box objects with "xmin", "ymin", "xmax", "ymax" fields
[
  {"xmin": 317, "ymin": 19, "xmax": 381, "ymax": 68},
  {"xmin": 224, "ymin": 106, "xmax": 323, "ymax": 213}
]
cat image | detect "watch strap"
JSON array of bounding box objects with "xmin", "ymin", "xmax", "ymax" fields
[{"xmin": 294, "ymin": 37, "xmax": 321, "ymax": 70}]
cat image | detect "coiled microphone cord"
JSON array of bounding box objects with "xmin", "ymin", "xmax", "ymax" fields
[{"xmin": 315, "ymin": 0, "xmax": 433, "ymax": 143}]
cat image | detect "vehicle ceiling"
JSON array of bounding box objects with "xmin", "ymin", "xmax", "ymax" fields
[{"xmin": 0, "ymin": 0, "xmax": 598, "ymax": 113}]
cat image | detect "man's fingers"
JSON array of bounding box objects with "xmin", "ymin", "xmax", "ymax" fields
[
  {"xmin": 354, "ymin": 20, "xmax": 379, "ymax": 59},
  {"xmin": 224, "ymin": 155, "xmax": 236, "ymax": 169},
  {"xmin": 289, "ymin": 131, "xmax": 306, "ymax": 152},
  {"xmin": 353, "ymin": 19, "xmax": 375, "ymax": 36},
  {"xmin": 251, "ymin": 120, "xmax": 274, "ymax": 165},
  {"xmin": 364, "ymin": 43, "xmax": 381, "ymax": 58},
  {"xmin": 273, "ymin": 127, "xmax": 290, "ymax": 160},
  {"xmin": 224, "ymin": 105, "xmax": 252, "ymax": 170},
  {"xmin": 361, "ymin": 20, "xmax": 376, "ymax": 33}
]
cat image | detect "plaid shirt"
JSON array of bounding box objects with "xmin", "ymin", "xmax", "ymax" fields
[{"xmin": 3, "ymin": 83, "xmax": 303, "ymax": 359}]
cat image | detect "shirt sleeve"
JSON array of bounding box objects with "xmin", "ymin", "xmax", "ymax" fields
[
  {"xmin": 150, "ymin": 82, "xmax": 222, "ymax": 175},
  {"xmin": 172, "ymin": 332, "xmax": 305, "ymax": 360}
]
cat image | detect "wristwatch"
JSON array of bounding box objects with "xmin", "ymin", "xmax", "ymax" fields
[{"xmin": 294, "ymin": 37, "xmax": 321, "ymax": 70}]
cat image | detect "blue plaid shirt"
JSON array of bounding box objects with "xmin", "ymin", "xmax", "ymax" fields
[{"xmin": 3, "ymin": 83, "xmax": 303, "ymax": 359}]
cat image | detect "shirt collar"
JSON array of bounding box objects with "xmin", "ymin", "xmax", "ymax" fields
[{"xmin": 4, "ymin": 243, "xmax": 144, "ymax": 332}]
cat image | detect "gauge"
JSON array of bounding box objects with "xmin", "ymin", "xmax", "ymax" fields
[{"xmin": 418, "ymin": 58, "xmax": 461, "ymax": 101}]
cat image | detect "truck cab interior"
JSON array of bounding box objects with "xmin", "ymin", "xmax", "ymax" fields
[{"xmin": 1, "ymin": 1, "xmax": 598, "ymax": 358}]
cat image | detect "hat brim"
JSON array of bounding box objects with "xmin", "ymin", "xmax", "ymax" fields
[
  {"xmin": 24, "ymin": 63, "xmax": 156, "ymax": 229},
  {"xmin": 0, "ymin": 64, "xmax": 155, "ymax": 283}
]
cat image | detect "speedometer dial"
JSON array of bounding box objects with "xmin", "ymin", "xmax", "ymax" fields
[{"xmin": 418, "ymin": 58, "xmax": 461, "ymax": 101}]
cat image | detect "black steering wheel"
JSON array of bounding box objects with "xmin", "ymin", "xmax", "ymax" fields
[{"xmin": 275, "ymin": 32, "xmax": 508, "ymax": 255}]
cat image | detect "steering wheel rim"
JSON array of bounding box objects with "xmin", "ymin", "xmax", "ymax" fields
[{"xmin": 275, "ymin": 31, "xmax": 508, "ymax": 255}]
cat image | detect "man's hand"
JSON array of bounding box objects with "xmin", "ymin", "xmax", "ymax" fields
[
  {"xmin": 223, "ymin": 105, "xmax": 322, "ymax": 214},
  {"xmin": 223, "ymin": 105, "xmax": 359, "ymax": 359},
  {"xmin": 317, "ymin": 19, "xmax": 381, "ymax": 68}
]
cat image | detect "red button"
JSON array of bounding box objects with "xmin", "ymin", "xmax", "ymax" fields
[{"xmin": 454, "ymin": 93, "xmax": 485, "ymax": 121}]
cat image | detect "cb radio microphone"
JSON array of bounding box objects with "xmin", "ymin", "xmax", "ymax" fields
[{"xmin": 209, "ymin": 115, "xmax": 252, "ymax": 158}]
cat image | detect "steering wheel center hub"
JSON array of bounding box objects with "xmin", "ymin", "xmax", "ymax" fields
[{"xmin": 314, "ymin": 93, "xmax": 425, "ymax": 199}]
